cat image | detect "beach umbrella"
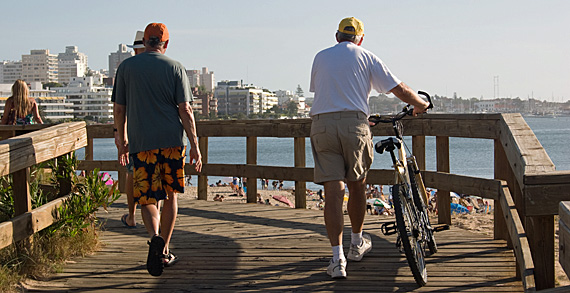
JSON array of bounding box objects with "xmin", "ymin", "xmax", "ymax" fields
[
  {"xmin": 272, "ymin": 195, "xmax": 294, "ymax": 208},
  {"xmin": 367, "ymin": 198, "xmax": 391, "ymax": 209}
]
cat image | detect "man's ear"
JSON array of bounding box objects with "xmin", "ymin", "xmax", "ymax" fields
[
  {"xmin": 357, "ymin": 36, "xmax": 364, "ymax": 46},
  {"xmin": 164, "ymin": 40, "xmax": 169, "ymax": 49}
]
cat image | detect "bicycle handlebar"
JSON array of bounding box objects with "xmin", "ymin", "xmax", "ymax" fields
[{"xmin": 369, "ymin": 91, "xmax": 433, "ymax": 126}]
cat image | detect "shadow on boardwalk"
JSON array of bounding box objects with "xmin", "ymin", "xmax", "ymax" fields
[{"xmin": 24, "ymin": 195, "xmax": 523, "ymax": 292}]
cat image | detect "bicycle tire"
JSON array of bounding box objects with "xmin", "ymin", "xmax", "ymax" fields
[
  {"xmin": 392, "ymin": 184, "xmax": 427, "ymax": 286},
  {"xmin": 408, "ymin": 169, "xmax": 438, "ymax": 256}
]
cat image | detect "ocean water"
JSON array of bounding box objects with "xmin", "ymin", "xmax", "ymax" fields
[{"xmin": 76, "ymin": 116, "xmax": 569, "ymax": 190}]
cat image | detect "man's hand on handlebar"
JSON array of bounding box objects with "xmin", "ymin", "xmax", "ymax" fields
[{"xmin": 412, "ymin": 100, "xmax": 430, "ymax": 116}]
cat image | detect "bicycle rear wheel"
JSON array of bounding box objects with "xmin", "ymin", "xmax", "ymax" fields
[{"xmin": 393, "ymin": 184, "xmax": 427, "ymax": 286}]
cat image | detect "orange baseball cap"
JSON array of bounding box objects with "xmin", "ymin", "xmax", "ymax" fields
[
  {"xmin": 338, "ymin": 17, "xmax": 364, "ymax": 36},
  {"xmin": 144, "ymin": 23, "xmax": 169, "ymax": 42}
]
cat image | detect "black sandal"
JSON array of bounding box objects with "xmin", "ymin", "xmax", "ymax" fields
[
  {"xmin": 147, "ymin": 235, "xmax": 165, "ymax": 276},
  {"xmin": 163, "ymin": 252, "xmax": 179, "ymax": 267}
]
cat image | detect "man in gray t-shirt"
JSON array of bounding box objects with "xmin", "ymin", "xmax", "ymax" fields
[{"xmin": 112, "ymin": 22, "xmax": 202, "ymax": 277}]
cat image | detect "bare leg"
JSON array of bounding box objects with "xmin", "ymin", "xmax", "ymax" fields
[
  {"xmin": 347, "ymin": 178, "xmax": 367, "ymax": 233},
  {"xmin": 159, "ymin": 192, "xmax": 178, "ymax": 254},
  {"xmin": 141, "ymin": 203, "xmax": 160, "ymax": 237},
  {"xmin": 125, "ymin": 173, "xmax": 137, "ymax": 226},
  {"xmin": 323, "ymin": 180, "xmax": 345, "ymax": 246}
]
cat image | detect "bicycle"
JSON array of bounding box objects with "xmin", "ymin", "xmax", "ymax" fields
[{"xmin": 369, "ymin": 91, "xmax": 446, "ymax": 286}]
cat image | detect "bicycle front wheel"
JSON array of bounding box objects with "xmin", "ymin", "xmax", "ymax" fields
[{"xmin": 393, "ymin": 184, "xmax": 427, "ymax": 286}]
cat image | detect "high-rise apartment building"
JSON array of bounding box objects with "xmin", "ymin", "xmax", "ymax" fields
[
  {"xmin": 108, "ymin": 44, "xmax": 133, "ymax": 78},
  {"xmin": 214, "ymin": 81, "xmax": 277, "ymax": 116},
  {"xmin": 22, "ymin": 49, "xmax": 58, "ymax": 83},
  {"xmin": 0, "ymin": 61, "xmax": 22, "ymax": 84},
  {"xmin": 187, "ymin": 67, "xmax": 215, "ymax": 93},
  {"xmin": 200, "ymin": 67, "xmax": 215, "ymax": 93},
  {"xmin": 58, "ymin": 46, "xmax": 88, "ymax": 84},
  {"xmin": 52, "ymin": 76, "xmax": 114, "ymax": 121}
]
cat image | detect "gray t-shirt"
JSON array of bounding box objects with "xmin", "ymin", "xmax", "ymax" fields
[{"xmin": 112, "ymin": 52, "xmax": 192, "ymax": 154}]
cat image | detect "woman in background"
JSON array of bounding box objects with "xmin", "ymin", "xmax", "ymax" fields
[{"xmin": 1, "ymin": 79, "xmax": 43, "ymax": 125}]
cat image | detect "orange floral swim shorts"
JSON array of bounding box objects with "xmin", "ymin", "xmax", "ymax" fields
[{"xmin": 131, "ymin": 146, "xmax": 186, "ymax": 205}]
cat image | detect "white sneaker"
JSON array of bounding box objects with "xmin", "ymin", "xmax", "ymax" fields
[
  {"xmin": 326, "ymin": 258, "xmax": 347, "ymax": 279},
  {"xmin": 347, "ymin": 233, "xmax": 372, "ymax": 261}
]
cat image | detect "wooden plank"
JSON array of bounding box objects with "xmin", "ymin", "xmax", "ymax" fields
[
  {"xmin": 0, "ymin": 195, "xmax": 68, "ymax": 250},
  {"xmin": 525, "ymin": 183, "xmax": 570, "ymax": 216},
  {"xmin": 499, "ymin": 182, "xmax": 536, "ymax": 292},
  {"xmin": 78, "ymin": 160, "xmax": 124, "ymax": 171},
  {"xmin": 525, "ymin": 170, "xmax": 570, "ymax": 185},
  {"xmin": 294, "ymin": 137, "xmax": 306, "ymax": 209},
  {"xmin": 86, "ymin": 124, "xmax": 113, "ymax": 139},
  {"xmin": 498, "ymin": 114, "xmax": 555, "ymax": 187},
  {"xmin": 0, "ymin": 122, "xmax": 87, "ymax": 176},
  {"xmin": 187, "ymin": 164, "xmax": 314, "ymax": 182},
  {"xmin": 422, "ymin": 171, "xmax": 501, "ymax": 200}
]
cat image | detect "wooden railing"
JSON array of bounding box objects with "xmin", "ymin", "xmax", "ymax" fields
[
  {"xmin": 0, "ymin": 122, "xmax": 87, "ymax": 250},
  {"xmin": 74, "ymin": 113, "xmax": 569, "ymax": 291}
]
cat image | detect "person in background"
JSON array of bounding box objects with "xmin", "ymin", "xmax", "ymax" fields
[
  {"xmin": 113, "ymin": 23, "xmax": 202, "ymax": 277},
  {"xmin": 309, "ymin": 17, "xmax": 429, "ymax": 279},
  {"xmin": 1, "ymin": 80, "xmax": 43, "ymax": 125},
  {"xmin": 115, "ymin": 30, "xmax": 145, "ymax": 229}
]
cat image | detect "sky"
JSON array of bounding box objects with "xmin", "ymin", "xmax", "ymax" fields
[{"xmin": 2, "ymin": 0, "xmax": 569, "ymax": 102}]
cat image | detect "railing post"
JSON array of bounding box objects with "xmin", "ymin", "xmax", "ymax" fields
[
  {"xmin": 526, "ymin": 215, "xmax": 555, "ymax": 290},
  {"xmin": 436, "ymin": 136, "xmax": 451, "ymax": 225},
  {"xmin": 493, "ymin": 139, "xmax": 511, "ymax": 243},
  {"xmin": 85, "ymin": 138, "xmax": 94, "ymax": 173},
  {"xmin": 294, "ymin": 137, "xmax": 306, "ymax": 209},
  {"xmin": 13, "ymin": 167, "xmax": 32, "ymax": 217},
  {"xmin": 246, "ymin": 137, "xmax": 257, "ymax": 203},
  {"xmin": 412, "ymin": 136, "xmax": 426, "ymax": 170},
  {"xmin": 197, "ymin": 137, "xmax": 208, "ymax": 200}
]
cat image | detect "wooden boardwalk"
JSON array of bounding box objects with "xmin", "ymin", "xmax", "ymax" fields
[{"xmin": 26, "ymin": 195, "xmax": 523, "ymax": 292}]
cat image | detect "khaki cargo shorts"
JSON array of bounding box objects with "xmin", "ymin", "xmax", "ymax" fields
[{"xmin": 310, "ymin": 111, "xmax": 374, "ymax": 184}]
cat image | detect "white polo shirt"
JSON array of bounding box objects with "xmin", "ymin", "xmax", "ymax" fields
[{"xmin": 309, "ymin": 42, "xmax": 401, "ymax": 117}]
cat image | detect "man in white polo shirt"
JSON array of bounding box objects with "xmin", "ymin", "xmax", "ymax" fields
[{"xmin": 309, "ymin": 16, "xmax": 429, "ymax": 279}]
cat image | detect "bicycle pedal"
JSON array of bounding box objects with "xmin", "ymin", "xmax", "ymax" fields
[
  {"xmin": 381, "ymin": 221, "xmax": 398, "ymax": 236},
  {"xmin": 396, "ymin": 236, "xmax": 404, "ymax": 253},
  {"xmin": 433, "ymin": 224, "xmax": 450, "ymax": 232}
]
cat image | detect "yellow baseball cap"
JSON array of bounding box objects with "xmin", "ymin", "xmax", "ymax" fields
[{"xmin": 338, "ymin": 17, "xmax": 364, "ymax": 36}]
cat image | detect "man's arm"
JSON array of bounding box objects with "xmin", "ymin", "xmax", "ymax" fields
[
  {"xmin": 389, "ymin": 82, "xmax": 430, "ymax": 116},
  {"xmin": 113, "ymin": 102, "xmax": 128, "ymax": 166},
  {"xmin": 178, "ymin": 101, "xmax": 202, "ymax": 172}
]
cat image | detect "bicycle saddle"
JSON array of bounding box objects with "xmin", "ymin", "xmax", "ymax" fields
[{"xmin": 375, "ymin": 137, "xmax": 401, "ymax": 154}]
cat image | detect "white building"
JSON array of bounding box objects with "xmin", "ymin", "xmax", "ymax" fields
[
  {"xmin": 0, "ymin": 61, "xmax": 22, "ymax": 84},
  {"xmin": 215, "ymin": 81, "xmax": 277, "ymax": 116},
  {"xmin": 275, "ymin": 89, "xmax": 309, "ymax": 117},
  {"xmin": 108, "ymin": 44, "xmax": 133, "ymax": 78},
  {"xmin": 58, "ymin": 46, "xmax": 88, "ymax": 84},
  {"xmin": 22, "ymin": 49, "xmax": 58, "ymax": 83},
  {"xmin": 53, "ymin": 77, "xmax": 113, "ymax": 121},
  {"xmin": 474, "ymin": 100, "xmax": 498, "ymax": 112}
]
